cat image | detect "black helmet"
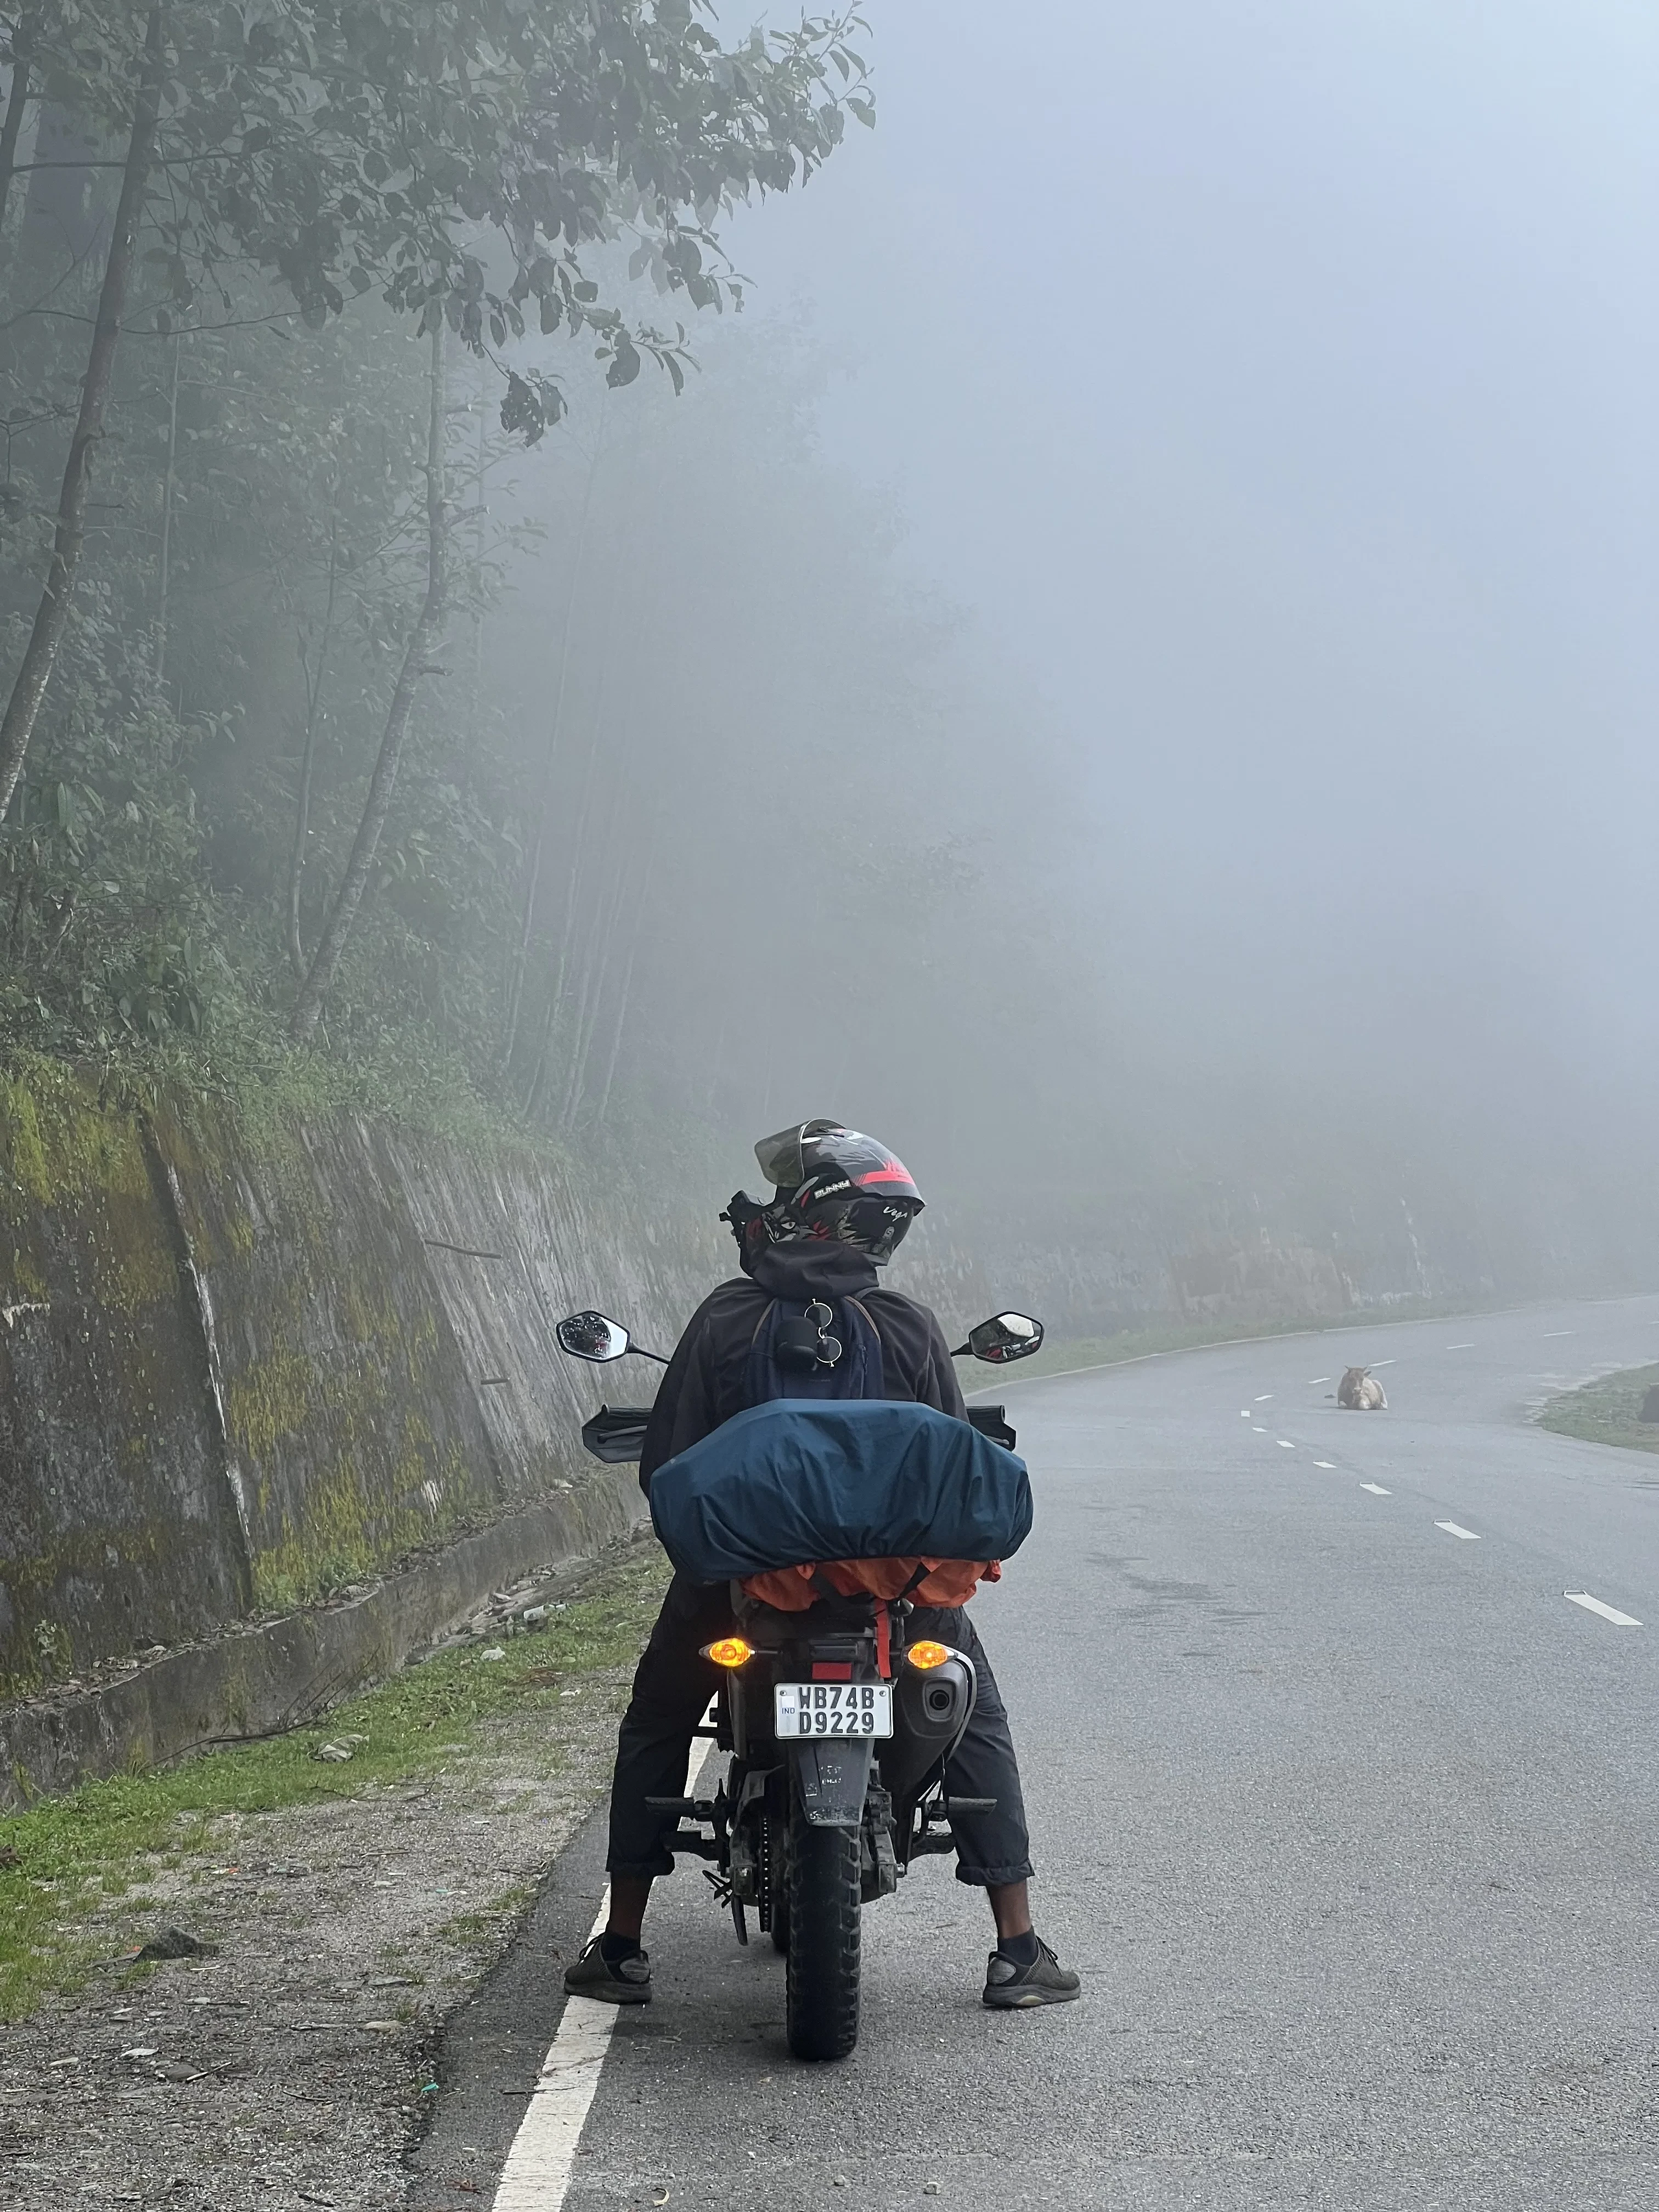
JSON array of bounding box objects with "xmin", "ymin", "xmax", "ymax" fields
[{"xmin": 725, "ymin": 1118, "xmax": 924, "ymax": 1266}]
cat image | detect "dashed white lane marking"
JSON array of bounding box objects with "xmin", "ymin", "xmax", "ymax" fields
[
  {"xmin": 1371, "ymin": 1359, "xmax": 1397, "ymax": 1369},
  {"xmin": 1446, "ymin": 1342, "xmax": 1474, "ymax": 1351},
  {"xmin": 1239, "ymin": 1409, "xmax": 1251, "ymax": 1418},
  {"xmin": 1436, "ymin": 1520, "xmax": 1481, "ymax": 1541},
  {"xmin": 1252, "ymin": 1426, "xmax": 1268, "ymax": 1434},
  {"xmin": 1313, "ymin": 1460, "xmax": 1336, "ymax": 1470},
  {"xmin": 1565, "ymin": 1592, "xmax": 1642, "ymax": 1628},
  {"xmin": 1359, "ymin": 1482, "xmax": 1391, "ymax": 1496},
  {"xmin": 492, "ymin": 1740, "xmax": 708, "ymax": 2212},
  {"xmin": 1307, "ymin": 1376, "xmax": 1331, "ymax": 1385},
  {"xmin": 1277, "ymin": 1440, "xmax": 1295, "ymax": 1449},
  {"xmin": 1543, "ymin": 1330, "xmax": 1576, "ymax": 1339},
  {"xmin": 1254, "ymin": 1394, "xmax": 1273, "ymax": 1402}
]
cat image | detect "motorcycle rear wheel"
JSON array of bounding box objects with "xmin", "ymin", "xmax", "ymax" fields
[
  {"xmin": 766, "ymin": 1809, "xmax": 790, "ymax": 1955},
  {"xmin": 785, "ymin": 1787, "xmax": 861, "ymax": 2061}
]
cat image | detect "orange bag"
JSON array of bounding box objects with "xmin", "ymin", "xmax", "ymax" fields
[{"xmin": 741, "ymin": 1557, "xmax": 1002, "ymax": 1612}]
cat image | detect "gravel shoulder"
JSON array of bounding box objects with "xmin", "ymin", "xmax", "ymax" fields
[{"xmin": 0, "ymin": 1540, "xmax": 668, "ymax": 2211}]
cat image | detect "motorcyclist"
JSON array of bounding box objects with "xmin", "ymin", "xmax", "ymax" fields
[{"xmin": 564, "ymin": 1120, "xmax": 1081, "ymax": 2012}]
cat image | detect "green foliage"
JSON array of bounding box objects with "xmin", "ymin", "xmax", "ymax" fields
[
  {"xmin": 1538, "ymin": 1365, "xmax": 1659, "ymax": 1455},
  {"xmin": 0, "ymin": 0, "xmax": 875, "ymax": 1092},
  {"xmin": 0, "ymin": 599, "xmax": 226, "ymax": 1052},
  {"xmin": 5, "ymin": 2, "xmax": 871, "ymax": 425}
]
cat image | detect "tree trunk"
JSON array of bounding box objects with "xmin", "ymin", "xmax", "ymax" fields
[
  {"xmin": 593, "ymin": 923, "xmax": 640, "ymax": 1130},
  {"xmin": 521, "ymin": 679, "xmax": 606, "ymax": 1116},
  {"xmin": 0, "ymin": 3, "xmax": 167, "ymax": 824},
  {"xmin": 286, "ymin": 498, "xmax": 339, "ymax": 979},
  {"xmin": 0, "ymin": 5, "xmax": 40, "ymax": 245},
  {"xmin": 552, "ymin": 934, "xmax": 602, "ymax": 1127},
  {"xmin": 559, "ymin": 797, "xmax": 633, "ymax": 1128},
  {"xmin": 498, "ymin": 398, "xmax": 606, "ymax": 1071},
  {"xmin": 595, "ymin": 808, "xmax": 661, "ymax": 1127},
  {"xmin": 519, "ymin": 446, "xmax": 636, "ymax": 1112},
  {"xmin": 154, "ymin": 330, "xmax": 181, "ymax": 682},
  {"xmin": 289, "ymin": 323, "xmax": 448, "ymax": 1041},
  {"xmin": 464, "ymin": 383, "xmax": 487, "ymax": 777},
  {"xmin": 557, "ymin": 867, "xmax": 619, "ymax": 1128}
]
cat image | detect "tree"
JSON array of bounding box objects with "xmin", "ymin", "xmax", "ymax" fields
[
  {"xmin": 0, "ymin": 5, "xmax": 168, "ymax": 823},
  {"xmin": 287, "ymin": 323, "xmax": 450, "ymax": 1040},
  {"xmin": 0, "ymin": 5, "xmax": 43, "ymax": 243},
  {"xmin": 0, "ymin": 0, "xmax": 871, "ymax": 1035}
]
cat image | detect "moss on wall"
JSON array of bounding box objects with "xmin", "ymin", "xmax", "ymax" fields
[
  {"xmin": 225, "ymin": 1347, "xmax": 315, "ymax": 1465},
  {"xmin": 0, "ymin": 1064, "xmax": 174, "ymax": 1313},
  {"xmin": 0, "ymin": 1057, "xmax": 692, "ymax": 1695},
  {"xmin": 249, "ymin": 1437, "xmax": 476, "ymax": 1613}
]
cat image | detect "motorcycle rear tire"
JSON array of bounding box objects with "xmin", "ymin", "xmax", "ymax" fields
[
  {"xmin": 766, "ymin": 1810, "xmax": 790, "ymax": 1955},
  {"xmin": 785, "ymin": 1788, "xmax": 861, "ymax": 2061}
]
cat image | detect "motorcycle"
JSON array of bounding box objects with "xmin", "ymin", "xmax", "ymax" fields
[{"xmin": 556, "ymin": 1304, "xmax": 1045, "ymax": 2061}]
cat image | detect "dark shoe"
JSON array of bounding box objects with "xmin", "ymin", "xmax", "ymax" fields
[
  {"xmin": 983, "ymin": 1935, "xmax": 1081, "ymax": 2010},
  {"xmin": 563, "ymin": 1936, "xmax": 652, "ymax": 2004}
]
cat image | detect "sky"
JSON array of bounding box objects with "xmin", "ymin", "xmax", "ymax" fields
[{"xmin": 724, "ymin": 1, "xmax": 1659, "ymax": 1164}]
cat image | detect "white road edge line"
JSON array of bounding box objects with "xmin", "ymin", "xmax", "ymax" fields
[
  {"xmin": 1359, "ymin": 1482, "xmax": 1391, "ymax": 1496},
  {"xmin": 491, "ymin": 1739, "xmax": 708, "ymax": 2212},
  {"xmin": 1565, "ymin": 1591, "xmax": 1642, "ymax": 1628},
  {"xmin": 1436, "ymin": 1520, "xmax": 1480, "ymax": 1540}
]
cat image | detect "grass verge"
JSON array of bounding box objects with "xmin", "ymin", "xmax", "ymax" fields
[
  {"xmin": 0, "ymin": 1546, "xmax": 667, "ymax": 2022},
  {"xmin": 1537, "ymin": 1364, "xmax": 1659, "ymax": 1455}
]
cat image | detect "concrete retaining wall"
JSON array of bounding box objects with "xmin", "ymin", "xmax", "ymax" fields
[
  {"xmin": 1, "ymin": 1505, "xmax": 643, "ymax": 1809},
  {"xmin": 0, "ymin": 1066, "xmax": 720, "ymax": 1770}
]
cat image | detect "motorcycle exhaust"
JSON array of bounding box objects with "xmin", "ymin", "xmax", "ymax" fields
[{"xmin": 877, "ymin": 1648, "xmax": 977, "ymax": 1810}]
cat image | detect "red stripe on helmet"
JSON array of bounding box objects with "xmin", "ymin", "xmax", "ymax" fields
[{"xmin": 855, "ymin": 1160, "xmax": 916, "ymax": 1188}]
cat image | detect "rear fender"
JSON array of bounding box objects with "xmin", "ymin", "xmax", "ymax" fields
[{"xmin": 791, "ymin": 1736, "xmax": 874, "ymax": 1828}]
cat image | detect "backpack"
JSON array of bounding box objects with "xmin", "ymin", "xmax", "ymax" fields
[{"xmin": 742, "ymin": 1293, "xmax": 885, "ymax": 1406}]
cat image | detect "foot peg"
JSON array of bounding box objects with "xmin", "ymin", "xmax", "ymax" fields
[
  {"xmin": 910, "ymin": 1795, "xmax": 998, "ymax": 1857},
  {"xmin": 647, "ymin": 1795, "xmax": 720, "ymax": 1860}
]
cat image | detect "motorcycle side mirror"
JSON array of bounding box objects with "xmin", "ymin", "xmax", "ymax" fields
[
  {"xmin": 556, "ymin": 1310, "xmax": 634, "ymax": 1363},
  {"xmin": 954, "ymin": 1312, "xmax": 1045, "ymax": 1364}
]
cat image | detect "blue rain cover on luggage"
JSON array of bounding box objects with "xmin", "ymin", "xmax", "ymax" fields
[{"xmin": 647, "ymin": 1398, "xmax": 1033, "ymax": 1584}]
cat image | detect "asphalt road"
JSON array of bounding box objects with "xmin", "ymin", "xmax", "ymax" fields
[{"xmin": 417, "ymin": 1294, "xmax": 1659, "ymax": 2212}]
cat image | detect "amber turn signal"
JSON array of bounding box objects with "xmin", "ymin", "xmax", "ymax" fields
[
  {"xmin": 701, "ymin": 1637, "xmax": 754, "ymax": 1668},
  {"xmin": 906, "ymin": 1639, "xmax": 950, "ymax": 1671}
]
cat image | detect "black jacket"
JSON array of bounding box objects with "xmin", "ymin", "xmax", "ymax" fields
[{"xmin": 637, "ymin": 1242, "xmax": 967, "ymax": 1491}]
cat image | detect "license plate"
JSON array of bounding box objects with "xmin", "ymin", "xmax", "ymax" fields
[{"xmin": 774, "ymin": 1682, "xmax": 893, "ymax": 1739}]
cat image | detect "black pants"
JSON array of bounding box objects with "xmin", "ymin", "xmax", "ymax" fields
[{"xmin": 606, "ymin": 1571, "xmax": 1034, "ymax": 1888}]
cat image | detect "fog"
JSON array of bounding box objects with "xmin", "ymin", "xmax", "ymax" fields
[
  {"xmin": 705, "ymin": 1, "xmax": 1659, "ymax": 1247},
  {"xmin": 471, "ymin": 0, "xmax": 1659, "ymax": 1266},
  {"xmin": 2, "ymin": 0, "xmax": 1654, "ymax": 1296}
]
